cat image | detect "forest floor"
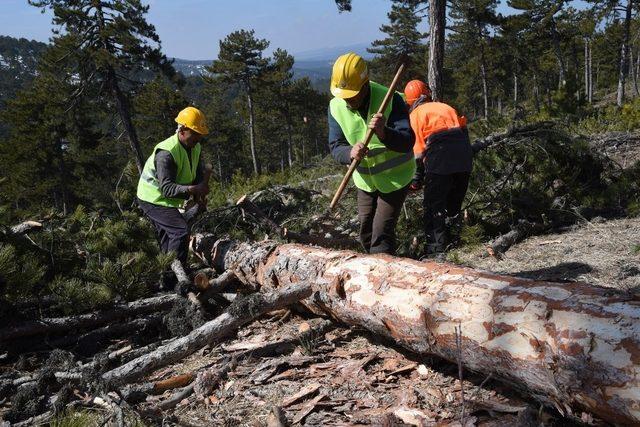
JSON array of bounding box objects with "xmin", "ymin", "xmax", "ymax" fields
[{"xmin": 137, "ymin": 219, "xmax": 640, "ymax": 427}]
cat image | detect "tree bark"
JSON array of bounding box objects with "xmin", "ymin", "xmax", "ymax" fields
[
  {"xmin": 107, "ymin": 66, "xmax": 145, "ymax": 174},
  {"xmin": 246, "ymin": 89, "xmax": 260, "ymax": 175},
  {"xmin": 0, "ymin": 294, "xmax": 178, "ymax": 343},
  {"xmin": 548, "ymin": 16, "xmax": 566, "ymax": 87},
  {"xmin": 533, "ymin": 71, "xmax": 541, "ymax": 112},
  {"xmin": 9, "ymin": 221, "xmax": 42, "ymax": 235},
  {"xmin": 428, "ymin": 0, "xmax": 446, "ymax": 101},
  {"xmin": 192, "ymin": 236, "xmax": 640, "ymax": 425},
  {"xmin": 589, "ymin": 41, "xmax": 594, "ymax": 102},
  {"xmin": 617, "ymin": 0, "xmax": 633, "ymax": 107},
  {"xmin": 584, "ymin": 38, "xmax": 591, "ymax": 103},
  {"xmin": 102, "ymin": 282, "xmax": 312, "ymax": 385}
]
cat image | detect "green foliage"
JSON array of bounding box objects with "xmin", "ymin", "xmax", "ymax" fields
[
  {"xmin": 47, "ymin": 276, "xmax": 112, "ymax": 316},
  {"xmin": 0, "ymin": 242, "xmax": 46, "ymax": 303},
  {"xmin": 577, "ymin": 98, "xmax": 640, "ymax": 133},
  {"xmin": 49, "ymin": 409, "xmax": 146, "ymax": 427},
  {"xmin": 0, "ymin": 206, "xmax": 165, "ymax": 320},
  {"xmin": 0, "ymin": 36, "xmax": 47, "ymax": 122},
  {"xmin": 368, "ymin": 0, "xmax": 428, "ymax": 85},
  {"xmin": 134, "ymin": 76, "xmax": 189, "ymax": 155}
]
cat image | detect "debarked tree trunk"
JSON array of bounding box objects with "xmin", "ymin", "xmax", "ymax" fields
[{"xmin": 192, "ymin": 235, "xmax": 640, "ymax": 425}]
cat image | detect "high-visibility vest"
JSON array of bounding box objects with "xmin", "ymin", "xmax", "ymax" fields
[
  {"xmin": 330, "ymin": 81, "xmax": 415, "ymax": 193},
  {"xmin": 136, "ymin": 134, "xmax": 201, "ymax": 208},
  {"xmin": 409, "ymin": 101, "xmax": 467, "ymax": 157}
]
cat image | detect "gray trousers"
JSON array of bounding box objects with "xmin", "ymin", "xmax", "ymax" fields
[{"xmin": 356, "ymin": 185, "xmax": 409, "ymax": 255}]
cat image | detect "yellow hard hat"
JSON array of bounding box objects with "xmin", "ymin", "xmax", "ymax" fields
[
  {"xmin": 175, "ymin": 106, "xmax": 209, "ymax": 135},
  {"xmin": 330, "ymin": 52, "xmax": 369, "ymax": 99}
]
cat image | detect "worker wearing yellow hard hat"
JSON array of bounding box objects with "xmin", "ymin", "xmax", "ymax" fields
[
  {"xmin": 328, "ymin": 53, "xmax": 415, "ymax": 255},
  {"xmin": 136, "ymin": 106, "xmax": 210, "ymax": 295}
]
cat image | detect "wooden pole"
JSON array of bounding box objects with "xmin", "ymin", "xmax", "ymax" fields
[{"xmin": 329, "ymin": 63, "xmax": 406, "ymax": 210}]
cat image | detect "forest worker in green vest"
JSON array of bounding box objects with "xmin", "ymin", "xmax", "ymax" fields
[
  {"xmin": 136, "ymin": 106, "xmax": 209, "ymax": 294},
  {"xmin": 328, "ymin": 53, "xmax": 416, "ymax": 255}
]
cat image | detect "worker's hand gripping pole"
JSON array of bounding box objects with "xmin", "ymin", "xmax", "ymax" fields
[{"xmin": 329, "ymin": 63, "xmax": 406, "ymax": 210}]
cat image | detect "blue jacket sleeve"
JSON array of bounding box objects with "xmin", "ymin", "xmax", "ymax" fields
[
  {"xmin": 327, "ymin": 107, "xmax": 353, "ymax": 165},
  {"xmin": 381, "ymin": 93, "xmax": 414, "ymax": 153}
]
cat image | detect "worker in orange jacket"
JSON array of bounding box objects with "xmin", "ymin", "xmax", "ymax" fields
[{"xmin": 404, "ymin": 80, "xmax": 473, "ymax": 256}]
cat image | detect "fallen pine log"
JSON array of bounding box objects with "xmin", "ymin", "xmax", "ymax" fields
[
  {"xmin": 0, "ymin": 294, "xmax": 178, "ymax": 343},
  {"xmin": 192, "ymin": 235, "xmax": 640, "ymax": 425},
  {"xmin": 102, "ymin": 282, "xmax": 312, "ymax": 385}
]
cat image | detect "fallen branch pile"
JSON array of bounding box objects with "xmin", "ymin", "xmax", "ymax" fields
[{"xmin": 191, "ymin": 234, "xmax": 640, "ymax": 425}]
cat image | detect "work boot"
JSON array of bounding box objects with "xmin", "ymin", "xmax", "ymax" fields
[
  {"xmin": 421, "ymin": 230, "xmax": 447, "ymax": 261},
  {"xmin": 446, "ymin": 214, "xmax": 464, "ymax": 247}
]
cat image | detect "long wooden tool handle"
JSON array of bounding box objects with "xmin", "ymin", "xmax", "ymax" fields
[{"xmin": 329, "ymin": 63, "xmax": 406, "ymax": 210}]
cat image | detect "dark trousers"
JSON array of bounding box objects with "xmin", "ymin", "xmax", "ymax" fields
[
  {"xmin": 356, "ymin": 185, "xmax": 409, "ymax": 255},
  {"xmin": 423, "ymin": 172, "xmax": 470, "ymax": 251},
  {"xmin": 138, "ymin": 198, "xmax": 189, "ymax": 263}
]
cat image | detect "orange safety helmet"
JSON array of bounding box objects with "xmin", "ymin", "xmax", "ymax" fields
[{"xmin": 404, "ymin": 80, "xmax": 431, "ymax": 106}]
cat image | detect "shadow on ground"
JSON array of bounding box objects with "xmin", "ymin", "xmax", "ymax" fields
[{"xmin": 510, "ymin": 262, "xmax": 593, "ymax": 281}]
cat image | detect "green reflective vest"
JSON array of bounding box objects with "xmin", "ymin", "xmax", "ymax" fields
[
  {"xmin": 136, "ymin": 134, "xmax": 201, "ymax": 208},
  {"xmin": 329, "ymin": 81, "xmax": 415, "ymax": 193}
]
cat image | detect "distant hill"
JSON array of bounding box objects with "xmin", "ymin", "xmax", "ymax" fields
[
  {"xmin": 0, "ymin": 36, "xmax": 48, "ymax": 105},
  {"xmin": 292, "ymin": 42, "xmax": 374, "ymax": 61},
  {"xmin": 171, "ymin": 57, "xmax": 333, "ymax": 83},
  {"xmin": 171, "ymin": 43, "xmax": 374, "ymax": 86}
]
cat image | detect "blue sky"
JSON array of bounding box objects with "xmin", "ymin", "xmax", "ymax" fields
[{"xmin": 2, "ymin": 0, "xmax": 525, "ymax": 60}]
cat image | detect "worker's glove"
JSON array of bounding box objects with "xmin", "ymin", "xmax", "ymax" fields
[{"xmin": 409, "ymin": 180, "xmax": 423, "ymax": 192}]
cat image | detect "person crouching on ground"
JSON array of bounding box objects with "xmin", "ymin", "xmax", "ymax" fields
[
  {"xmin": 328, "ymin": 53, "xmax": 415, "ymax": 255},
  {"xmin": 136, "ymin": 106, "xmax": 210, "ymax": 294}
]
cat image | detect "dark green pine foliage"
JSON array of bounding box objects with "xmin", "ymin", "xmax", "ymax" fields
[
  {"xmin": 200, "ymin": 83, "xmax": 246, "ymax": 183},
  {"xmin": 133, "ymin": 76, "xmax": 189, "ymax": 155},
  {"xmin": 0, "ymin": 38, "xmax": 108, "ymax": 217},
  {"xmin": 507, "ymin": 0, "xmax": 568, "ymax": 86},
  {"xmin": 367, "ymin": 0, "xmax": 428, "ymax": 86},
  {"xmin": 0, "ymin": 36, "xmax": 48, "ymax": 116},
  {"xmin": 449, "ymin": 0, "xmax": 501, "ymax": 119},
  {"xmin": 29, "ymin": 0, "xmax": 176, "ymax": 173},
  {"xmin": 209, "ymin": 30, "xmax": 271, "ymax": 175},
  {"xmin": 261, "ymin": 48, "xmax": 297, "ymax": 169}
]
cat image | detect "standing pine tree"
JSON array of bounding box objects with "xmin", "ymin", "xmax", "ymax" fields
[
  {"xmin": 368, "ymin": 0, "xmax": 428, "ymax": 85},
  {"xmin": 428, "ymin": 0, "xmax": 447, "ymax": 101},
  {"xmin": 209, "ymin": 30, "xmax": 271, "ymax": 175},
  {"xmin": 508, "ymin": 0, "xmax": 568, "ymax": 87},
  {"xmin": 449, "ymin": 0, "xmax": 500, "ymax": 119},
  {"xmin": 29, "ymin": 0, "xmax": 175, "ymax": 174},
  {"xmin": 0, "ymin": 38, "xmax": 107, "ymax": 215}
]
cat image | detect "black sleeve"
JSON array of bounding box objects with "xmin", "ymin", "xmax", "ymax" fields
[
  {"xmin": 155, "ymin": 150, "xmax": 190, "ymax": 199},
  {"xmin": 327, "ymin": 107, "xmax": 353, "ymax": 165},
  {"xmin": 380, "ymin": 93, "xmax": 414, "ymax": 153},
  {"xmin": 194, "ymin": 156, "xmax": 205, "ymax": 184}
]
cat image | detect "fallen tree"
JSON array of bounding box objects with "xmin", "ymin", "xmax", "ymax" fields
[
  {"xmin": 191, "ymin": 234, "xmax": 640, "ymax": 425},
  {"xmin": 0, "ymin": 294, "xmax": 178, "ymax": 343},
  {"xmin": 102, "ymin": 281, "xmax": 312, "ymax": 385}
]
